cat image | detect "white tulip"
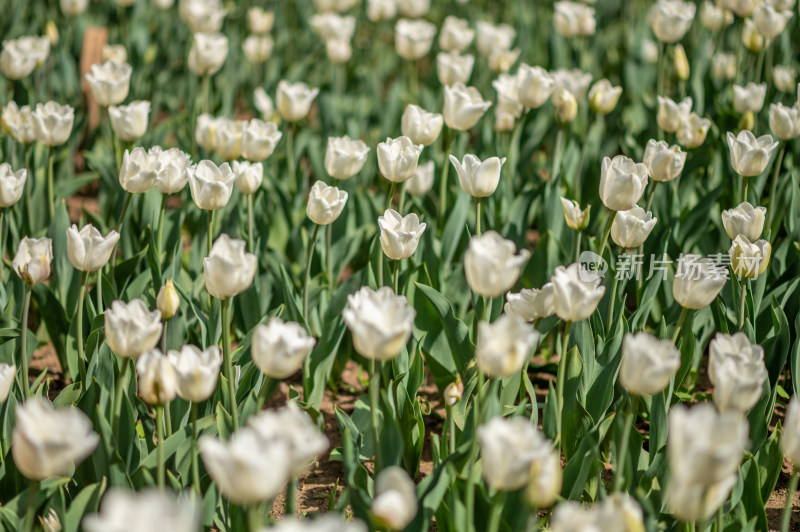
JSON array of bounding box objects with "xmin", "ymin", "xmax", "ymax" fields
[
  {"xmin": 276, "ymin": 80, "xmax": 319, "ymax": 122},
  {"xmin": 647, "ymin": 0, "xmax": 696, "ymax": 43},
  {"xmin": 136, "ymin": 348, "xmax": 178, "ymax": 405},
  {"xmin": 83, "ymin": 488, "xmax": 200, "ymax": 532},
  {"xmin": 708, "ymin": 332, "xmax": 767, "ymax": 414},
  {"xmin": 732, "ymin": 82, "xmax": 766, "ymax": 114},
  {"xmin": 0, "ymin": 36, "xmax": 50, "ymax": 80},
  {"xmin": 242, "ymin": 35, "xmax": 273, "ymax": 63},
  {"xmin": 769, "ymin": 102, "xmax": 800, "ymax": 140},
  {"xmin": 406, "ymin": 161, "xmax": 434, "ymax": 196},
  {"xmin": 672, "ymin": 255, "xmax": 727, "ymax": 309},
  {"xmin": 552, "ymin": 88, "xmax": 578, "ymax": 125},
  {"xmin": 0, "ymin": 364, "xmax": 14, "ymax": 403},
  {"xmin": 307, "ymin": 180, "xmax": 348, "ymax": 225},
  {"xmin": 443, "ymin": 380, "xmax": 463, "ymax": 406},
  {"xmin": 119, "ymin": 147, "xmax": 160, "ymax": 194},
  {"xmin": 253, "ymin": 88, "xmax": 275, "ymax": 120},
  {"xmin": 251, "ymin": 318, "xmax": 316, "ymax": 379},
  {"xmin": 13, "ymin": 237, "xmax": 52, "ymax": 285},
  {"xmin": 492, "ymin": 74, "xmax": 523, "ymax": 123},
  {"xmin": 102, "ymin": 45, "xmax": 128, "ymax": 65},
  {"xmin": 476, "ymin": 22, "xmax": 515, "ymax": 57},
  {"xmin": 488, "ymin": 48, "xmax": 520, "ymax": 74},
  {"xmin": 504, "ymin": 283, "xmax": 555, "ymax": 322},
  {"xmin": 643, "ymin": 139, "xmax": 686, "ymax": 182},
  {"xmin": 721, "ymin": 201, "xmax": 766, "ymax": 242},
  {"xmin": 726, "ymin": 130, "xmax": 779, "ymax": 177},
  {"xmin": 156, "ymin": 279, "xmax": 180, "ymax": 319},
  {"xmin": 232, "ymin": 161, "xmax": 264, "ymax": 195},
  {"xmin": 551, "ymin": 68, "xmax": 593, "ymax": 100},
  {"xmin": 517, "ymin": 64, "xmax": 555, "ymax": 109},
  {"xmin": 443, "ymin": 83, "xmax": 492, "ymax": 130},
  {"xmin": 397, "ymin": 0, "xmax": 429, "ymax": 18},
  {"xmin": 550, "ymin": 263, "xmax": 606, "ymax": 322},
  {"xmin": 247, "ymin": 7, "xmax": 274, "ymax": 34},
  {"xmin": 367, "ymin": 0, "xmax": 397, "ymax": 21},
  {"xmin": 700, "ymin": 1, "xmax": 733, "ymax": 30},
  {"xmin": 188, "ymin": 32, "xmax": 228, "ymax": 76},
  {"xmin": 781, "ymin": 397, "xmax": 800, "ymax": 469},
  {"xmin": 436, "ymin": 51, "xmax": 475, "ymax": 86},
  {"xmin": 66, "ymin": 224, "xmax": 120, "ymax": 272},
  {"xmin": 598, "ymin": 155, "xmax": 649, "ymax": 211},
  {"xmin": 588, "ymin": 79, "xmax": 623, "ymax": 115},
  {"xmin": 313, "ymin": 0, "xmax": 359, "ymax": 12},
  {"xmin": 1, "ymin": 102, "xmax": 36, "ymax": 144},
  {"xmin": 179, "ymin": 0, "xmax": 226, "ymax": 33},
  {"xmin": 241, "ymin": 119, "xmax": 282, "ymax": 162},
  {"xmin": 753, "ymin": 2, "xmax": 792, "ymax": 40},
  {"xmin": 619, "ymin": 332, "xmax": 680, "ymax": 396},
  {"xmin": 60, "ymin": 0, "xmax": 89, "ymax": 15},
  {"xmin": 449, "ymin": 154, "xmax": 505, "ymax": 198},
  {"xmin": 610, "ymin": 207, "xmax": 657, "ymax": 249},
  {"xmin": 32, "ymin": 101, "xmax": 74, "ymax": 146},
  {"xmin": 676, "ymin": 112, "xmax": 711, "ymax": 149},
  {"xmin": 310, "ymin": 13, "xmax": 356, "ymax": 43},
  {"xmin": 439, "ymin": 16, "xmax": 474, "ymax": 53},
  {"xmin": 478, "ymin": 416, "xmax": 553, "ymax": 491},
  {"xmin": 371, "ymin": 466, "xmax": 418, "ymax": 530},
  {"xmin": 195, "ymin": 113, "xmax": 219, "ymax": 152},
  {"xmin": 524, "ymin": 443, "xmax": 562, "ymax": 509},
  {"xmin": 188, "ymin": 160, "xmax": 236, "ymax": 210},
  {"xmin": 476, "ymin": 314, "xmax": 540, "ymax": 378},
  {"xmin": 12, "ymin": 398, "xmax": 98, "ymax": 480},
  {"xmin": 394, "ymin": 18, "xmax": 437, "ymax": 60},
  {"xmin": 711, "ymin": 52, "xmax": 737, "ymax": 81},
  {"xmin": 554, "ymin": 1, "xmax": 596, "ymax": 37},
  {"xmin": 667, "ymin": 474, "xmax": 738, "ymax": 524},
  {"xmin": 343, "ymin": 286, "xmax": 415, "ymax": 361},
  {"xmin": 742, "ymin": 18, "xmax": 764, "ymax": 52},
  {"xmin": 214, "ymin": 118, "xmax": 243, "ymax": 161},
  {"xmin": 153, "ymin": 147, "xmax": 191, "ymax": 195},
  {"xmin": 105, "ymin": 299, "xmax": 163, "ymax": 359},
  {"xmin": 108, "ymin": 101, "xmax": 150, "ymax": 142},
  {"xmin": 203, "ymin": 234, "xmax": 257, "ymax": 300},
  {"xmin": 773, "ymin": 65, "xmax": 796, "ymax": 92},
  {"xmin": 560, "ymin": 197, "xmax": 591, "ymax": 231},
  {"xmin": 378, "ymin": 209, "xmax": 427, "ymax": 260},
  {"xmin": 0, "ymin": 164, "xmax": 26, "ymax": 207},
  {"xmin": 464, "ymin": 231, "xmax": 530, "ymax": 298},
  {"xmin": 377, "ymin": 136, "xmax": 423, "ymax": 183},
  {"xmin": 167, "ymin": 345, "xmax": 222, "ymax": 403},
  {"xmin": 729, "ymin": 234, "xmax": 771, "ymax": 279},
  {"xmin": 325, "ymin": 135, "xmax": 370, "ymax": 179},
  {"xmin": 84, "ymin": 60, "xmax": 132, "ymax": 107},
  {"xmin": 657, "ymin": 95, "xmax": 692, "ymax": 133}
]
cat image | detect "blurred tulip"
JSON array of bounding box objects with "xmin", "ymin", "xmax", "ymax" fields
[
  {"xmin": 554, "ymin": 1, "xmax": 596, "ymax": 37},
  {"xmin": 753, "ymin": 2, "xmax": 792, "ymax": 40},
  {"xmin": 673, "ymin": 44, "xmax": 690, "ymax": 80},
  {"xmin": 1, "ymin": 102, "xmax": 35, "ymax": 144},
  {"xmin": 119, "ymin": 147, "xmax": 159, "ymax": 194},
  {"xmin": 180, "ymin": 0, "xmax": 226, "ymax": 33},
  {"xmin": 232, "ymin": 161, "xmax": 263, "ymax": 195},
  {"xmin": 478, "ymin": 417, "xmax": 553, "ymax": 491},
  {"xmin": 560, "ymin": 197, "xmax": 591, "ymax": 230},
  {"xmin": 247, "ymin": 7, "xmax": 274, "ymax": 34},
  {"xmin": 85, "ymin": 60, "xmax": 132, "ymax": 106},
  {"xmin": 343, "ymin": 286, "xmax": 415, "ymax": 361},
  {"xmin": 598, "ymin": 155, "xmax": 648, "ymax": 211},
  {"xmin": 105, "ymin": 299, "xmax": 163, "ymax": 358},
  {"xmin": 108, "ymin": 100, "xmax": 150, "ymax": 142},
  {"xmin": 102, "ymin": 45, "xmax": 129, "ymax": 65},
  {"xmin": 254, "ymin": 88, "xmax": 274, "ymax": 120},
  {"xmin": 439, "ymin": 16, "xmax": 474, "ymax": 52},
  {"xmin": 773, "ymin": 65, "xmax": 796, "ymax": 92},
  {"xmin": 505, "ymin": 283, "xmax": 555, "ymax": 322},
  {"xmin": 611, "ymin": 207, "xmax": 657, "ymax": 249},
  {"xmin": 371, "ymin": 467, "xmax": 418, "ymax": 530},
  {"xmin": 711, "ymin": 52, "xmax": 736, "ymax": 81},
  {"xmin": 700, "ymin": 1, "xmax": 733, "ymax": 30},
  {"xmin": 156, "ymin": 279, "xmax": 180, "ymax": 319},
  {"xmin": 325, "ymin": 39, "xmax": 353, "ymax": 63},
  {"xmin": 214, "ymin": 118, "xmax": 243, "ymax": 160},
  {"xmin": 66, "ymin": 224, "xmax": 120, "ymax": 272},
  {"xmin": 188, "ymin": 160, "xmax": 235, "ymax": 210},
  {"xmin": 553, "ymin": 88, "xmax": 578, "ymax": 125},
  {"xmin": 550, "ymin": 263, "xmax": 606, "ymax": 322},
  {"xmin": 672, "ymin": 255, "xmax": 727, "ymax": 309},
  {"xmin": 722, "ymin": 0, "xmax": 760, "ymax": 17},
  {"xmin": 476, "ymin": 314, "xmax": 540, "ymax": 378},
  {"xmin": 367, "ymin": 0, "xmax": 397, "ymax": 21},
  {"xmin": 0, "ymin": 364, "xmax": 14, "ymax": 403},
  {"xmin": 397, "ymin": 0, "xmax": 429, "ymax": 18},
  {"xmin": 276, "ymin": 80, "xmax": 319, "ymax": 122},
  {"xmin": 0, "ymin": 36, "xmax": 49, "ymax": 80},
  {"xmin": 436, "ymin": 51, "xmax": 474, "ymax": 86},
  {"xmin": 195, "ymin": 113, "xmax": 219, "ymax": 152},
  {"xmin": 643, "ymin": 139, "xmax": 686, "ymax": 182},
  {"xmin": 378, "ymin": 209, "xmax": 426, "ymax": 260},
  {"xmin": 325, "ymin": 135, "xmax": 370, "ymax": 179},
  {"xmin": 722, "ymin": 201, "xmax": 766, "ymax": 241},
  {"xmin": 525, "ymin": 445, "xmax": 563, "ymax": 509},
  {"xmin": 648, "ymin": 0, "xmax": 696, "ymax": 42},
  {"xmin": 551, "ymin": 68, "xmax": 593, "ymax": 100},
  {"xmin": 12, "ymin": 237, "xmax": 52, "ymax": 285},
  {"xmin": 742, "ymin": 18, "xmax": 764, "ymax": 52},
  {"xmin": 732, "ymin": 82, "xmax": 766, "ymax": 114},
  {"xmin": 0, "ymin": 164, "xmax": 26, "ymax": 207},
  {"xmin": 60, "ymin": 0, "xmax": 88, "ymax": 15},
  {"xmin": 310, "ymin": 13, "xmax": 356, "ymax": 44},
  {"xmin": 32, "ymin": 101, "xmax": 74, "ymax": 146},
  {"xmin": 242, "ymin": 35, "xmax": 274, "ymax": 63},
  {"xmin": 476, "ymin": 22, "xmax": 515, "ymax": 57},
  {"xmin": 589, "ymin": 79, "xmax": 622, "ymax": 114},
  {"xmin": 619, "ymin": 332, "xmax": 680, "ymax": 396},
  {"xmin": 83, "ymin": 488, "xmax": 200, "ymax": 532},
  {"xmin": 188, "ymin": 32, "xmax": 228, "ymax": 76},
  {"xmin": 12, "ymin": 398, "xmax": 98, "ymax": 480},
  {"xmin": 443, "ymin": 83, "xmax": 492, "ymax": 130},
  {"xmin": 656, "ymin": 95, "xmax": 692, "ymax": 133},
  {"xmin": 488, "ymin": 48, "xmax": 520, "ymax": 74},
  {"xmin": 709, "ymin": 332, "xmax": 767, "ymax": 414},
  {"xmin": 729, "ymin": 234, "xmax": 770, "ymax": 279},
  {"xmin": 204, "ymin": 234, "xmax": 257, "ymax": 299},
  {"xmin": 464, "ymin": 231, "xmax": 530, "ymax": 298},
  {"xmin": 443, "ymin": 379, "xmax": 463, "ymax": 406},
  {"xmin": 727, "ymin": 130, "xmax": 779, "ymax": 176},
  {"xmin": 781, "ymin": 397, "xmax": 800, "ymax": 468},
  {"xmin": 517, "ymin": 64, "xmax": 555, "ymax": 109},
  {"xmin": 307, "ymin": 180, "xmax": 348, "ymax": 225},
  {"xmin": 676, "ymin": 112, "xmax": 711, "ymax": 148},
  {"xmin": 251, "ymin": 318, "xmax": 316, "ymax": 379},
  {"xmin": 167, "ymin": 345, "xmax": 222, "ymax": 402},
  {"xmin": 395, "ymin": 18, "xmax": 436, "ymax": 60},
  {"xmin": 769, "ymin": 102, "xmax": 800, "ymax": 140},
  {"xmin": 136, "ymin": 348, "xmax": 178, "ymax": 405},
  {"xmin": 406, "ymin": 161, "xmax": 434, "ymax": 195}
]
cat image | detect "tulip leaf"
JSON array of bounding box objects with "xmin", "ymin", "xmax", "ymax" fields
[{"xmin": 63, "ymin": 478, "xmax": 107, "ymax": 532}]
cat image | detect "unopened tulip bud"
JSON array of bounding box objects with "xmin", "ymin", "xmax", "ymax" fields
[
  {"xmin": 45, "ymin": 22, "xmax": 59, "ymax": 46},
  {"xmin": 443, "ymin": 379, "xmax": 463, "ymax": 406},
  {"xmin": 742, "ymin": 19, "xmax": 763, "ymax": 52},
  {"xmin": 553, "ymin": 88, "xmax": 577, "ymax": 125},
  {"xmin": 157, "ymin": 279, "xmax": 180, "ymax": 319},
  {"xmin": 673, "ymin": 44, "xmax": 689, "ymax": 81},
  {"xmin": 589, "ymin": 79, "xmax": 622, "ymax": 115},
  {"xmin": 560, "ymin": 197, "xmax": 590, "ymax": 231}
]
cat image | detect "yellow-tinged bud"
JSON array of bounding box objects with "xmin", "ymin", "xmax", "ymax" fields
[
  {"xmin": 157, "ymin": 279, "xmax": 180, "ymax": 319},
  {"xmin": 673, "ymin": 44, "xmax": 689, "ymax": 81}
]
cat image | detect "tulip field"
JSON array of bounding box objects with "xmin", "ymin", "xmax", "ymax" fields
[{"xmin": 4, "ymin": 0, "xmax": 800, "ymax": 530}]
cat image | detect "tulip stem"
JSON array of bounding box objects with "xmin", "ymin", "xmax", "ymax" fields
[
  {"xmin": 574, "ymin": 231, "xmax": 582, "ymax": 263},
  {"xmin": 597, "ymin": 210, "xmax": 615, "ymax": 258},
  {"xmin": 285, "ymin": 478, "xmax": 297, "ymax": 517},
  {"xmin": 190, "ymin": 402, "xmax": 200, "ymax": 495},
  {"xmin": 112, "ymin": 358, "xmax": 130, "ymax": 436},
  {"xmin": 742, "ymin": 176, "xmax": 750, "ymax": 204},
  {"xmin": 645, "ymin": 182, "xmax": 658, "ymax": 212},
  {"xmin": 671, "ymin": 307, "xmax": 689, "ymax": 345},
  {"xmin": 247, "ymin": 193, "xmax": 255, "ymax": 253},
  {"xmin": 552, "ymin": 128, "xmax": 563, "ymax": 183},
  {"xmin": 221, "ymin": 298, "xmax": 239, "ymax": 431},
  {"xmin": 287, "ymin": 124, "xmax": 296, "ymax": 195},
  {"xmin": 780, "ymin": 471, "xmax": 798, "ymax": 532},
  {"xmin": 0, "ymin": 207, "xmax": 5, "ymax": 280},
  {"xmin": 23, "ymin": 479, "xmax": 38, "ymax": 532},
  {"xmin": 109, "ymin": 191, "xmax": 133, "ymax": 289},
  {"xmin": 767, "ymin": 142, "xmax": 786, "ymax": 232},
  {"xmin": 254, "ymin": 376, "xmax": 276, "ymax": 412},
  {"xmin": 156, "ymin": 193, "xmax": 168, "ymax": 260},
  {"xmin": 326, "ymin": 223, "xmax": 335, "ymax": 296},
  {"xmin": 248, "ymin": 504, "xmax": 262, "ymax": 532},
  {"xmin": 613, "ymin": 395, "xmax": 638, "ymax": 492},
  {"xmin": 155, "ymin": 405, "xmax": 165, "ymax": 489},
  {"xmin": 446, "ymin": 405, "xmax": 456, "ymax": 456},
  {"xmin": 201, "ymin": 74, "xmax": 210, "ymax": 115},
  {"xmin": 476, "ymin": 199, "xmax": 482, "ymax": 236},
  {"xmin": 738, "ymin": 278, "xmax": 748, "ymax": 331},
  {"xmin": 369, "ymin": 358, "xmax": 382, "ymax": 473},
  {"xmin": 46, "ymin": 145, "xmax": 54, "ymax": 221},
  {"xmin": 487, "ymin": 492, "xmax": 505, "ymax": 532},
  {"xmin": 386, "ymin": 181, "xmax": 397, "ymax": 212},
  {"xmin": 555, "ymin": 321, "xmax": 572, "ymax": 455},
  {"xmin": 207, "ymin": 210, "xmax": 214, "ymax": 258},
  {"xmin": 18, "ymin": 286, "xmax": 32, "ymax": 399},
  {"xmin": 76, "ymin": 271, "xmax": 89, "ymax": 385},
  {"xmin": 438, "ymin": 128, "xmax": 454, "ymax": 234},
  {"xmin": 393, "ymin": 260, "xmax": 400, "ymax": 294},
  {"xmin": 304, "ymin": 224, "xmax": 320, "ymax": 323},
  {"xmin": 606, "ymin": 272, "xmax": 619, "ymax": 333}
]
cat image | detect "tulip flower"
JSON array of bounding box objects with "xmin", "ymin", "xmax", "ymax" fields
[
  {"xmin": 406, "ymin": 161, "xmax": 434, "ymax": 196},
  {"xmin": 85, "ymin": 60, "xmax": 132, "ymax": 107},
  {"xmin": 504, "ymin": 283, "xmax": 556, "ymax": 322},
  {"xmin": 551, "ymin": 68, "xmax": 593, "ymax": 100},
  {"xmin": 102, "ymin": 44, "xmax": 127, "ymax": 65},
  {"xmin": 188, "ymin": 32, "xmax": 228, "ymax": 76},
  {"xmin": 552, "ymin": 496, "xmax": 644, "ymax": 531},
  {"xmin": 105, "ymin": 299, "xmax": 163, "ymax": 359},
  {"xmin": 439, "ymin": 16, "xmax": 474, "ymax": 52},
  {"xmin": 83, "ymin": 489, "xmax": 201, "ymax": 532},
  {"xmin": 108, "ymin": 100, "xmax": 150, "ymax": 142},
  {"xmin": 492, "ymin": 74, "xmax": 523, "ymax": 129},
  {"xmin": 588, "ymin": 79, "xmax": 622, "ymax": 115},
  {"xmin": 200, "ymin": 427, "xmax": 290, "ymax": 505},
  {"xmin": 782, "ymin": 397, "xmax": 800, "ymax": 468},
  {"xmin": 443, "ymin": 83, "xmax": 492, "ymax": 130},
  {"xmin": 464, "ymin": 231, "xmax": 530, "ymax": 299},
  {"xmin": 488, "ymin": 47, "xmax": 520, "ymax": 74},
  {"xmin": 394, "ymin": 18, "xmax": 436, "ymax": 60},
  {"xmin": 729, "ymin": 234, "xmax": 770, "ymax": 280},
  {"xmin": 0, "ymin": 36, "xmax": 49, "ymax": 80},
  {"xmin": 60, "ymin": 0, "xmax": 89, "ymax": 15},
  {"xmin": 119, "ymin": 147, "xmax": 160, "ymax": 194},
  {"xmin": 553, "ymin": 1, "xmax": 596, "ymax": 37},
  {"xmin": 307, "ymin": 180, "xmax": 348, "ymax": 226},
  {"xmin": 32, "ymin": 101, "xmax": 74, "ymax": 218},
  {"xmin": 151, "ymin": 147, "xmax": 191, "ymax": 196},
  {"xmin": 0, "ymin": 363, "xmax": 14, "ymax": 403},
  {"xmin": 656, "ymin": 96, "xmax": 692, "ymax": 133},
  {"xmin": 450, "ymin": 154, "xmax": 506, "ymax": 198},
  {"xmin": 673, "ymin": 44, "xmax": 690, "ymax": 80},
  {"xmin": 252, "ymin": 317, "xmax": 316, "ymax": 383},
  {"xmin": 722, "ymin": 201, "xmax": 766, "ymax": 242},
  {"xmin": 232, "ymin": 161, "xmax": 263, "ymax": 196},
  {"xmin": 675, "ymin": 112, "xmax": 711, "ymax": 149},
  {"xmin": 727, "ymin": 130, "xmax": 779, "ymax": 198},
  {"xmin": 598, "ymin": 155, "xmax": 648, "ymax": 212},
  {"xmin": 239, "ymin": 119, "xmax": 280, "ymax": 162},
  {"xmin": 476, "ymin": 22, "xmax": 516, "ymax": 58},
  {"xmin": 214, "ymin": 118, "xmax": 243, "ymax": 161},
  {"xmin": 647, "ymin": 0, "xmax": 696, "ymax": 43},
  {"xmin": 741, "ymin": 18, "xmax": 763, "ymax": 52},
  {"xmin": 377, "ymin": 136, "xmax": 424, "ymax": 184},
  {"xmin": 1, "ymin": 102, "xmax": 35, "ymax": 144},
  {"xmin": 12, "ymin": 237, "xmax": 51, "ymax": 286},
  {"xmin": 525, "ymin": 443, "xmax": 563, "ymax": 509},
  {"xmin": 643, "ymin": 140, "xmax": 686, "ymax": 182},
  {"xmin": 444, "ymin": 380, "xmax": 464, "ymax": 406},
  {"xmin": 248, "ymin": 7, "xmax": 274, "ymax": 34},
  {"xmin": 732, "ymin": 82, "xmax": 766, "ymax": 114},
  {"xmin": 517, "ymin": 64, "xmax": 555, "ymax": 109},
  {"xmin": 343, "ymin": 286, "xmax": 415, "ymax": 361},
  {"xmin": 370, "ymin": 466, "xmax": 418, "ymax": 529},
  {"xmin": 166, "ymin": 345, "xmax": 221, "ymax": 403},
  {"xmin": 610, "ymin": 207, "xmax": 657, "ymax": 249},
  {"xmin": 325, "ymin": 135, "xmax": 370, "ymax": 179},
  {"xmin": 136, "ymin": 348, "xmax": 178, "ymax": 407},
  {"xmin": 12, "ymin": 398, "xmax": 98, "ymax": 480},
  {"xmin": 195, "ymin": 113, "xmax": 220, "ymax": 152},
  {"xmin": 769, "ymin": 103, "xmax": 800, "ymax": 140},
  {"xmin": 700, "ymin": 1, "xmax": 733, "ymax": 31},
  {"xmin": 478, "ymin": 417, "xmax": 553, "ymax": 491},
  {"xmin": 253, "ymin": 88, "xmax": 274, "ymax": 120},
  {"xmin": 400, "ymin": 105, "xmax": 443, "ymax": 147},
  {"xmin": 550, "ymin": 263, "xmax": 606, "ymax": 322},
  {"xmin": 560, "ymin": 197, "xmax": 591, "ymax": 231},
  {"xmin": 242, "ymin": 35, "xmax": 274, "ymax": 63},
  {"xmin": 708, "ymin": 332, "xmax": 767, "ymax": 415},
  {"xmin": 378, "ymin": 209, "xmax": 426, "ymax": 264},
  {"xmin": 753, "ymin": 2, "xmax": 792, "ymax": 40},
  {"xmin": 672, "ymin": 255, "xmax": 727, "ymax": 310},
  {"xmin": 773, "ymin": 66, "xmax": 796, "ymax": 92},
  {"xmin": 711, "ymin": 52, "xmax": 736, "ymax": 81},
  {"xmin": 552, "ymin": 88, "xmax": 578, "ymax": 125},
  {"xmin": 276, "ymin": 80, "xmax": 319, "ymax": 122},
  {"xmin": 156, "ymin": 279, "xmax": 180, "ymax": 320},
  {"xmin": 188, "ymin": 160, "xmax": 235, "ymax": 251},
  {"xmin": 180, "ymin": 0, "xmax": 226, "ymax": 33},
  {"xmin": 475, "ymin": 314, "xmax": 540, "ymax": 378},
  {"xmin": 0, "ymin": 164, "xmax": 26, "ymax": 207},
  {"xmin": 619, "ymin": 332, "xmax": 680, "ymax": 396},
  {"xmin": 67, "ymin": 224, "xmax": 120, "ymax": 273}
]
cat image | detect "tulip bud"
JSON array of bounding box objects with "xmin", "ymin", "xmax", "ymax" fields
[
  {"xmin": 406, "ymin": 161, "xmax": 434, "ymax": 196},
  {"xmin": 401, "ymin": 105, "xmax": 443, "ymax": 147},
  {"xmin": 598, "ymin": 155, "xmax": 649, "ymax": 211},
  {"xmin": 611, "ymin": 207, "xmax": 658, "ymax": 249},
  {"xmin": 619, "ymin": 332, "xmax": 680, "ymax": 396},
  {"xmin": 343, "ymin": 286, "xmax": 415, "ymax": 361},
  {"xmin": 443, "ymin": 379, "xmax": 463, "ymax": 406},
  {"xmin": 476, "ymin": 314, "xmax": 540, "ymax": 378},
  {"xmin": 13, "ymin": 237, "xmax": 52, "ymax": 285},
  {"xmin": 505, "ymin": 283, "xmax": 556, "ymax": 322},
  {"xmin": 648, "ymin": 0, "xmax": 696, "ymax": 42},
  {"xmin": 721, "ymin": 201, "xmax": 766, "ymax": 242},
  {"xmin": 307, "ymin": 180, "xmax": 348, "ymax": 225},
  {"xmin": 45, "ymin": 22, "xmax": 59, "ymax": 46},
  {"xmin": 464, "ymin": 231, "xmax": 530, "ymax": 298},
  {"xmin": 553, "ymin": 88, "xmax": 577, "ymax": 125},
  {"xmin": 589, "ymin": 79, "xmax": 623, "ymax": 114},
  {"xmin": 325, "ymin": 135, "xmax": 370, "ymax": 179},
  {"xmin": 742, "ymin": 18, "xmax": 763, "ymax": 52},
  {"xmin": 782, "ymin": 397, "xmax": 800, "ymax": 470},
  {"xmin": 443, "ymin": 83, "xmax": 492, "ymax": 130},
  {"xmin": 0, "ymin": 164, "xmax": 27, "ymax": 207},
  {"xmin": 156, "ymin": 279, "xmax": 180, "ymax": 319},
  {"xmin": 708, "ymin": 332, "xmax": 767, "ymax": 414},
  {"xmin": 672, "ymin": 256, "xmax": 727, "ymax": 310},
  {"xmin": 560, "ymin": 197, "xmax": 591, "ymax": 231},
  {"xmin": 167, "ymin": 345, "xmax": 222, "ymax": 403},
  {"xmin": 203, "ymin": 234, "xmax": 257, "ymax": 300},
  {"xmin": 726, "ymin": 130, "xmax": 779, "ymax": 177},
  {"xmin": 276, "ymin": 80, "xmax": 319, "ymax": 122},
  {"xmin": 251, "ymin": 318, "xmax": 316, "ymax": 379},
  {"xmin": 729, "ymin": 234, "xmax": 770, "ymax": 279},
  {"xmin": 371, "ymin": 467, "xmax": 418, "ymax": 530},
  {"xmin": 0, "ymin": 363, "xmax": 15, "ymax": 403},
  {"xmin": 550, "ymin": 263, "xmax": 606, "ymax": 322},
  {"xmin": 67, "ymin": 224, "xmax": 120, "ymax": 272},
  {"xmin": 378, "ymin": 209, "xmax": 427, "ymax": 261},
  {"xmin": 673, "ymin": 44, "xmax": 689, "ymax": 81},
  {"xmin": 394, "ymin": 18, "xmax": 436, "ymax": 60},
  {"xmin": 188, "ymin": 32, "xmax": 228, "ymax": 76},
  {"xmin": 450, "ymin": 154, "xmax": 505, "ymax": 198}
]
